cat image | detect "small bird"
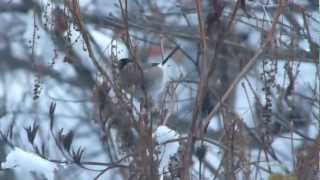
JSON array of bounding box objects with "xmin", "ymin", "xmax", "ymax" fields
[
  {"xmin": 52, "ymin": 7, "xmax": 68, "ymax": 35},
  {"xmin": 118, "ymin": 58, "xmax": 163, "ymax": 99}
]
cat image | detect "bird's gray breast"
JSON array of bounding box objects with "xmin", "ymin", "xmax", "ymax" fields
[
  {"xmin": 143, "ymin": 66, "xmax": 163, "ymax": 92},
  {"xmin": 119, "ymin": 62, "xmax": 143, "ymax": 89}
]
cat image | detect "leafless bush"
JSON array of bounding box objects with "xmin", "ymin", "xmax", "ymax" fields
[{"xmin": 0, "ymin": 0, "xmax": 319, "ymax": 180}]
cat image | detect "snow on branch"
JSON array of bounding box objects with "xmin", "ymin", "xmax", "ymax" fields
[{"xmin": 1, "ymin": 148, "xmax": 59, "ymax": 180}]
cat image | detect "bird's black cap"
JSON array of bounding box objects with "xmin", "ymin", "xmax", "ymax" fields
[{"xmin": 118, "ymin": 58, "xmax": 131, "ymax": 70}]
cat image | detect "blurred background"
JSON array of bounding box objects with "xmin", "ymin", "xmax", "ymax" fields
[{"xmin": 0, "ymin": 0, "xmax": 319, "ymax": 179}]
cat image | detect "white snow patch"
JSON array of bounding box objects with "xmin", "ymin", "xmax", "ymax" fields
[
  {"xmin": 2, "ymin": 148, "xmax": 59, "ymax": 180},
  {"xmin": 153, "ymin": 125, "xmax": 180, "ymax": 173}
]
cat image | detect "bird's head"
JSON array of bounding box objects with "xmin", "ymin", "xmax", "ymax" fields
[{"xmin": 118, "ymin": 58, "xmax": 132, "ymax": 70}]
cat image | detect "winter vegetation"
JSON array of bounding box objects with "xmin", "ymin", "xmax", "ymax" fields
[{"xmin": 0, "ymin": 0, "xmax": 319, "ymax": 179}]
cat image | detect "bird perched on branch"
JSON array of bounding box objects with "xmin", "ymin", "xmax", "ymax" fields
[{"xmin": 118, "ymin": 58, "xmax": 164, "ymax": 99}]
